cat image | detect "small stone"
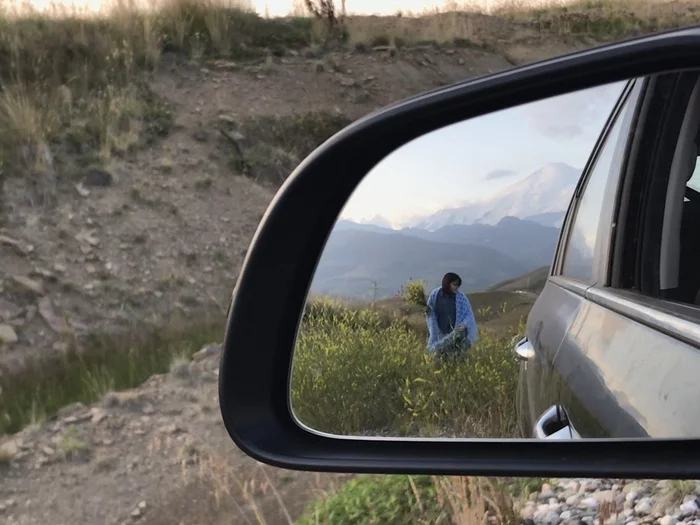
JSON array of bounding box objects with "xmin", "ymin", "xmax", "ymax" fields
[
  {"xmin": 568, "ymin": 495, "xmax": 582, "ymax": 506},
  {"xmin": 75, "ymin": 229, "xmax": 100, "ymax": 247},
  {"xmin": 0, "ymin": 324, "xmax": 18, "ymax": 345},
  {"xmin": 340, "ymin": 77, "xmax": 356, "ymax": 87},
  {"xmin": 37, "ymin": 297, "xmax": 72, "ymax": 335},
  {"xmin": 0, "ymin": 298, "xmax": 22, "ymax": 321},
  {"xmin": 75, "ymin": 183, "xmax": 90, "ymax": 197},
  {"xmin": 42, "ymin": 446, "xmax": 55, "ymax": 456},
  {"xmin": 659, "ymin": 516, "xmax": 677, "ymax": 525},
  {"xmin": 635, "ymin": 498, "xmax": 653, "ymax": 514},
  {"xmin": 192, "ymin": 344, "xmax": 221, "ymax": 362},
  {"xmin": 681, "ymin": 500, "xmax": 699, "ymax": 513},
  {"xmin": 91, "ymin": 408, "xmax": 107, "ymax": 424},
  {"xmin": 580, "ymin": 497, "xmax": 598, "ymax": 509},
  {"xmin": 0, "ymin": 234, "xmax": 30, "ymax": 256},
  {"xmin": 0, "ymin": 439, "xmax": 20, "ymax": 459},
  {"xmin": 540, "ymin": 483, "xmax": 555, "ymax": 499},
  {"xmin": 12, "ymin": 275, "xmax": 44, "ymax": 295},
  {"xmin": 561, "ymin": 510, "xmax": 573, "ymax": 520}
]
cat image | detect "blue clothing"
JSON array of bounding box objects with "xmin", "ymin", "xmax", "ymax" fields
[{"xmin": 426, "ymin": 287, "xmax": 479, "ymax": 354}]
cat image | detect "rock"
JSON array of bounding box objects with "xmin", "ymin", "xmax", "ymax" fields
[
  {"xmin": 12, "ymin": 275, "xmax": 44, "ymax": 295},
  {"xmin": 74, "ymin": 229, "xmax": 100, "ymax": 247},
  {"xmin": 681, "ymin": 500, "xmax": 699, "ymax": 513},
  {"xmin": 0, "ymin": 439, "xmax": 19, "ymax": 458},
  {"xmin": 192, "ymin": 343, "xmax": 221, "ymax": 362},
  {"xmin": 42, "ymin": 446, "xmax": 55, "ymax": 456},
  {"xmin": 568, "ymin": 495, "xmax": 582, "ymax": 506},
  {"xmin": 90, "ymin": 408, "xmax": 107, "ymax": 424},
  {"xmin": 0, "ymin": 324, "xmax": 18, "ymax": 345},
  {"xmin": 626, "ymin": 492, "xmax": 639, "ymax": 502},
  {"xmin": 580, "ymin": 497, "xmax": 599, "ymax": 509},
  {"xmin": 0, "ymin": 234, "xmax": 31, "ymax": 256},
  {"xmin": 75, "ymin": 183, "xmax": 90, "ymax": 197},
  {"xmin": 340, "ymin": 77, "xmax": 356, "ymax": 87},
  {"xmin": 37, "ymin": 297, "xmax": 72, "ymax": 335},
  {"xmin": 0, "ymin": 298, "xmax": 22, "ymax": 321},
  {"xmin": 561, "ymin": 511, "xmax": 573, "ymax": 520},
  {"xmin": 635, "ymin": 498, "xmax": 654, "ymax": 514},
  {"xmin": 659, "ymin": 516, "xmax": 677, "ymax": 525}
]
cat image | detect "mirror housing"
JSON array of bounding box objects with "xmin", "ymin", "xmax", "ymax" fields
[{"xmin": 219, "ymin": 26, "xmax": 700, "ymax": 479}]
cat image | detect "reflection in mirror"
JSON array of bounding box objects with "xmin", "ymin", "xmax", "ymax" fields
[{"xmin": 290, "ymin": 80, "xmax": 627, "ymax": 440}]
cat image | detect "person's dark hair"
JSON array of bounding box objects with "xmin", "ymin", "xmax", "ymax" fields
[{"xmin": 441, "ymin": 272, "xmax": 462, "ymax": 294}]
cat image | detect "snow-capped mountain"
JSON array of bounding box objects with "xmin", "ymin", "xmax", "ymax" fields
[{"xmin": 405, "ymin": 162, "xmax": 581, "ymax": 231}]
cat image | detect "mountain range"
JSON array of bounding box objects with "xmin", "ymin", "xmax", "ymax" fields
[
  {"xmin": 402, "ymin": 162, "xmax": 580, "ymax": 230},
  {"xmin": 311, "ymin": 162, "xmax": 586, "ymax": 300}
]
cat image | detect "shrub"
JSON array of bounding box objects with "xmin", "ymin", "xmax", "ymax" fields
[
  {"xmin": 297, "ymin": 475, "xmax": 448, "ymax": 525},
  {"xmin": 400, "ymin": 279, "xmax": 428, "ymax": 312},
  {"xmin": 290, "ymin": 305, "xmax": 520, "ymax": 438}
]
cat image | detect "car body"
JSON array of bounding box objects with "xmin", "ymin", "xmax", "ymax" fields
[{"xmin": 518, "ymin": 70, "xmax": 700, "ymax": 440}]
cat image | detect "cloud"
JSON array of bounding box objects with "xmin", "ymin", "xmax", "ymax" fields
[
  {"xmin": 523, "ymin": 82, "xmax": 625, "ymax": 140},
  {"xmin": 485, "ymin": 169, "xmax": 517, "ymax": 180}
]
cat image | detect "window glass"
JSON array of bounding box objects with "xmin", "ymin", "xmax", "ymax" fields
[{"xmin": 562, "ymin": 95, "xmax": 632, "ymax": 281}]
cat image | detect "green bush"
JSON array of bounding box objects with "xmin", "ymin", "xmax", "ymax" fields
[
  {"xmin": 297, "ymin": 475, "xmax": 448, "ymax": 525},
  {"xmin": 290, "ymin": 304, "xmax": 519, "ymax": 438}
]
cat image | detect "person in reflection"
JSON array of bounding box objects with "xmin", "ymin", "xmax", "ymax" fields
[{"xmin": 426, "ymin": 272, "xmax": 479, "ymax": 356}]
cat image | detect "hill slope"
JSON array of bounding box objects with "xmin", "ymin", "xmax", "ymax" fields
[{"xmin": 311, "ymin": 228, "xmax": 530, "ymax": 299}]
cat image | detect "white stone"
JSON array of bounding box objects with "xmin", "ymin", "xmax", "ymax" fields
[
  {"xmin": 681, "ymin": 500, "xmax": 699, "ymax": 514},
  {"xmin": 635, "ymin": 498, "xmax": 654, "ymax": 514},
  {"xmin": 581, "ymin": 497, "xmax": 599, "ymax": 509},
  {"xmin": 659, "ymin": 516, "xmax": 677, "ymax": 525}
]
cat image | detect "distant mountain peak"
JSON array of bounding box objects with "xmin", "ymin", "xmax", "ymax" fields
[{"xmin": 404, "ymin": 162, "xmax": 581, "ymax": 231}]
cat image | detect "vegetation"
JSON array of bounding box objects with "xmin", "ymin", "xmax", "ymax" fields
[
  {"xmin": 0, "ymin": 315, "xmax": 224, "ymax": 435},
  {"xmin": 2, "ymin": 0, "xmax": 699, "ymax": 521},
  {"xmin": 291, "ymin": 285, "xmax": 525, "ymax": 439},
  {"xmin": 297, "ymin": 474, "xmax": 519, "ymax": 525}
]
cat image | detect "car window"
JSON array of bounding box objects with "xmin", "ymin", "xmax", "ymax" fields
[{"xmin": 561, "ymin": 93, "xmax": 633, "ymax": 282}]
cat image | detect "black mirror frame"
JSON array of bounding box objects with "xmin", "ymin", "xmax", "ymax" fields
[{"xmin": 219, "ymin": 26, "xmax": 700, "ymax": 479}]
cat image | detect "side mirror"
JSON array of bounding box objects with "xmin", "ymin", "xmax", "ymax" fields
[{"xmin": 219, "ymin": 27, "xmax": 700, "ymax": 479}]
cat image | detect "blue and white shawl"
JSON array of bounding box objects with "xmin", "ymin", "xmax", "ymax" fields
[{"xmin": 426, "ymin": 287, "xmax": 479, "ymax": 354}]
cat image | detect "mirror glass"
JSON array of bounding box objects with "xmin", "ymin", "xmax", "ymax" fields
[{"xmin": 290, "ymin": 80, "xmax": 629, "ymax": 440}]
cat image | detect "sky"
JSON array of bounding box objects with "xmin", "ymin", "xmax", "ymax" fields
[{"xmin": 339, "ymin": 81, "xmax": 626, "ymax": 226}]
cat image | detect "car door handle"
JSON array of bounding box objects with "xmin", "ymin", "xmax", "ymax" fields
[
  {"xmin": 514, "ymin": 337, "xmax": 535, "ymax": 360},
  {"xmin": 534, "ymin": 405, "xmax": 580, "ymax": 440}
]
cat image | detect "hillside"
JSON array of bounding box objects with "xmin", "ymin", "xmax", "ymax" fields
[
  {"xmin": 1, "ymin": 1, "xmax": 700, "ymax": 523},
  {"xmin": 490, "ymin": 265, "xmax": 551, "ymax": 294},
  {"xmin": 311, "ymin": 228, "xmax": 530, "ymax": 298}
]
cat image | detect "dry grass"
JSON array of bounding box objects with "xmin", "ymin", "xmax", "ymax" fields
[{"xmin": 0, "ymin": 0, "xmax": 695, "ymax": 205}]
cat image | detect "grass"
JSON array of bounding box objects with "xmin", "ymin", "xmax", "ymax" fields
[
  {"xmin": 291, "ymin": 291, "xmax": 525, "ymax": 439},
  {"xmin": 219, "ymin": 110, "xmax": 352, "ymax": 183},
  {"xmin": 0, "ymin": 314, "xmax": 225, "ymax": 435},
  {"xmin": 297, "ymin": 474, "xmax": 519, "ymax": 525},
  {"xmin": 0, "ymin": 0, "xmax": 697, "ymax": 521},
  {"xmin": 0, "ymin": 0, "xmax": 696, "ymax": 203}
]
